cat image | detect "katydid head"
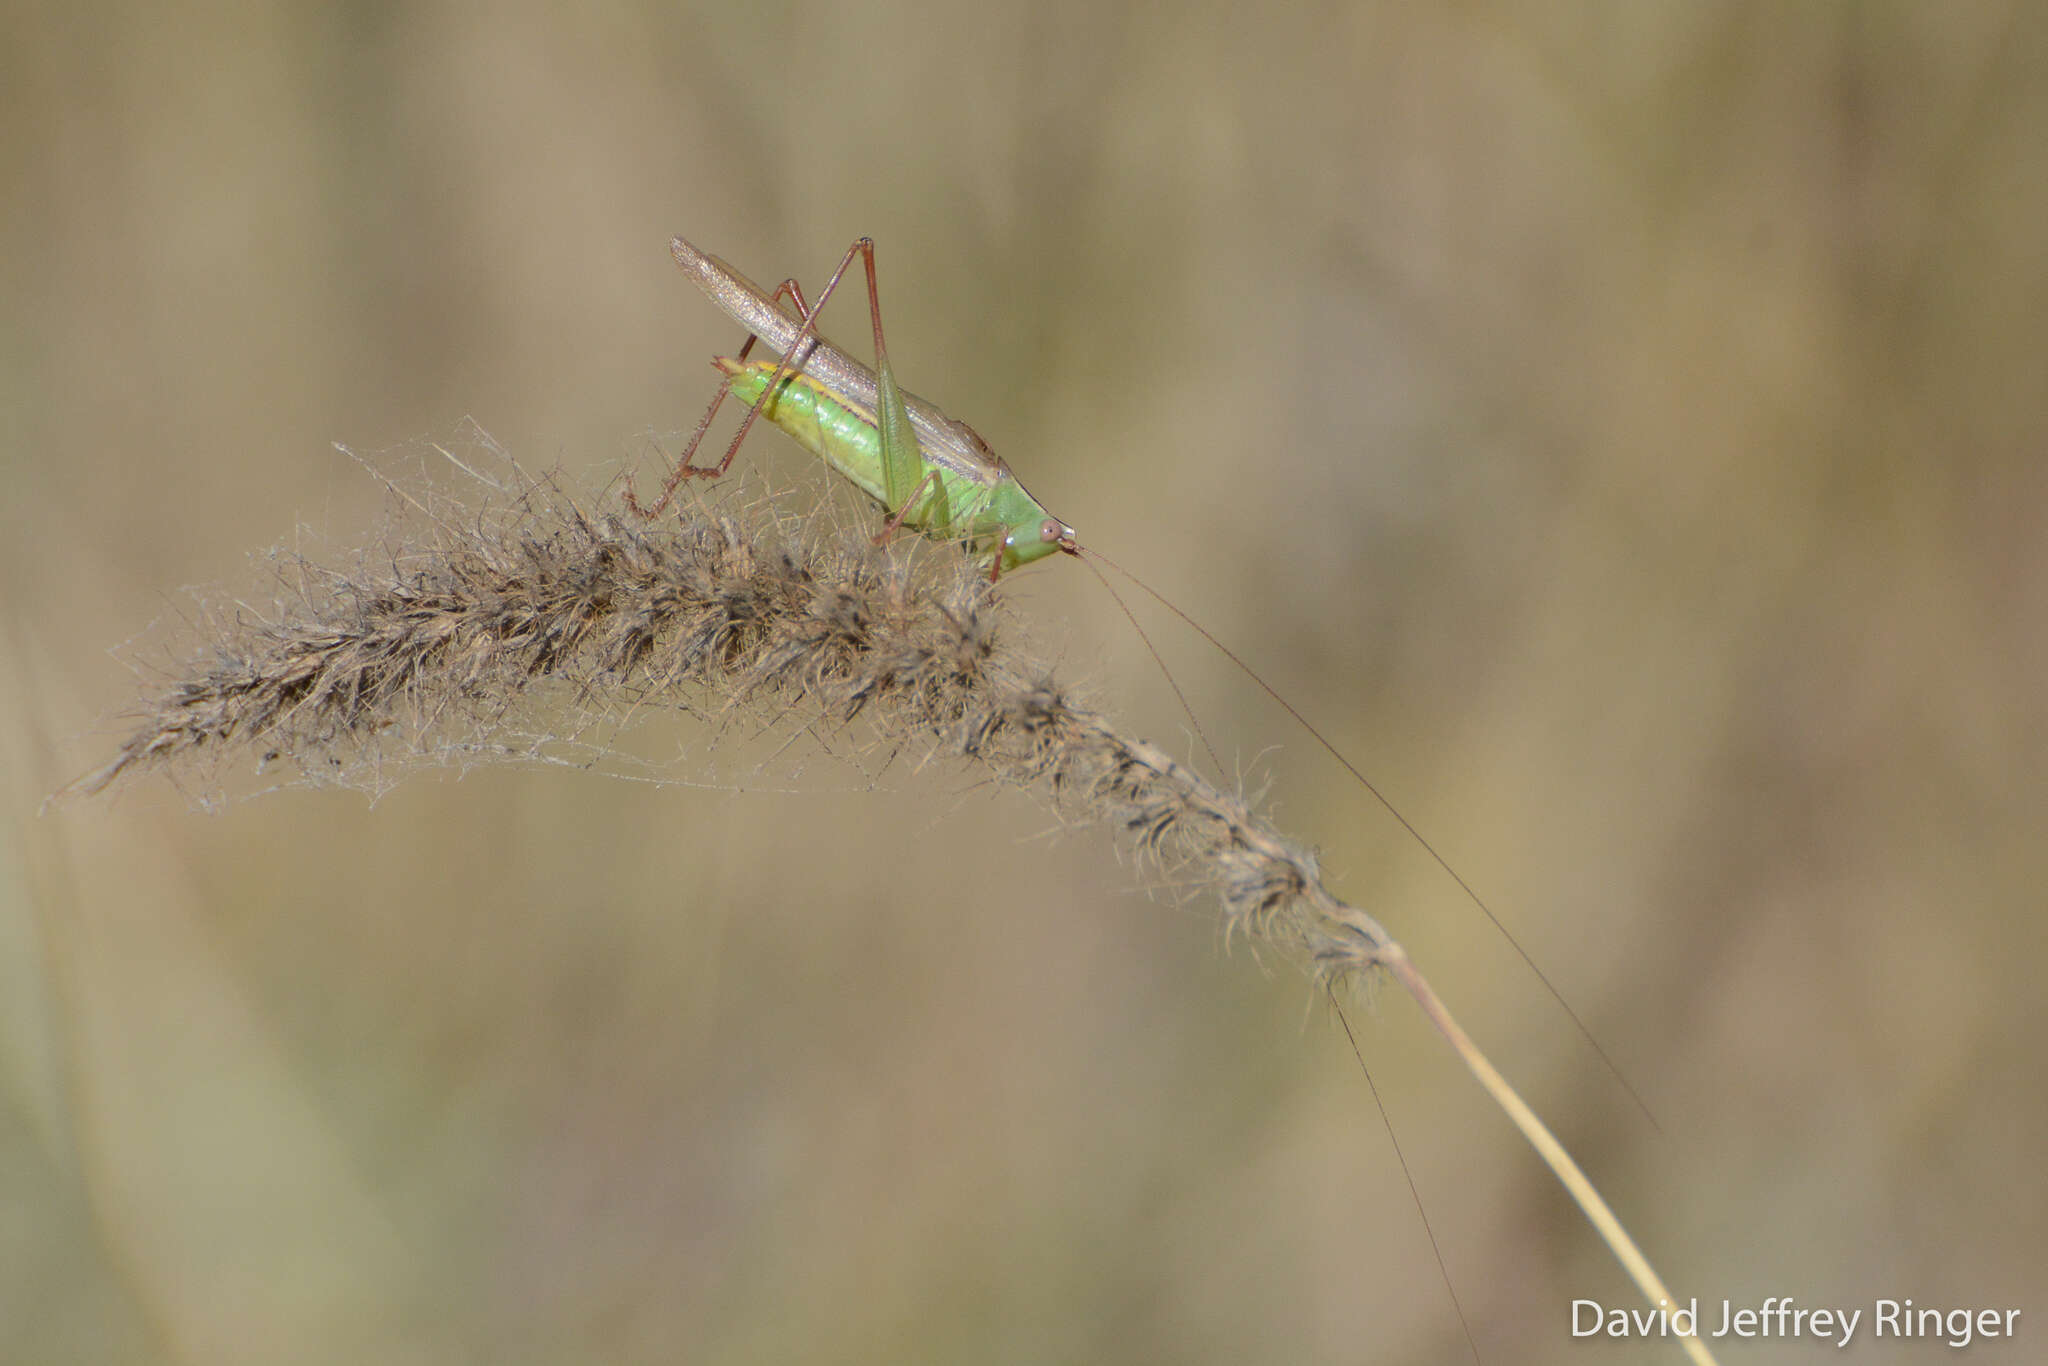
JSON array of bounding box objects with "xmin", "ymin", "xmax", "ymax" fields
[
  {"xmin": 1002, "ymin": 515, "xmax": 1079, "ymax": 569},
  {"xmin": 984, "ymin": 465, "xmax": 1076, "ymax": 575}
]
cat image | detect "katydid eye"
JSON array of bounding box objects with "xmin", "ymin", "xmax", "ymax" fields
[{"xmin": 1039, "ymin": 519, "xmax": 1060, "ymax": 543}]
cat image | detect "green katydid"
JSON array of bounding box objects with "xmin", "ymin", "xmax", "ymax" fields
[
  {"xmin": 629, "ymin": 236, "xmax": 1076, "ymax": 578},
  {"xmin": 634, "ymin": 236, "xmax": 1713, "ymax": 1365}
]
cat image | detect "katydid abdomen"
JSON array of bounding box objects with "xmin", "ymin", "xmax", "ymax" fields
[{"xmin": 717, "ymin": 356, "xmax": 1070, "ymax": 573}]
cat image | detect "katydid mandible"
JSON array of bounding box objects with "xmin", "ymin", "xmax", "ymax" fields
[{"xmin": 630, "ymin": 236, "xmax": 1077, "ymax": 578}]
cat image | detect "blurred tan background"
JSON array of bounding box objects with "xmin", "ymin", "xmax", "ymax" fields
[{"xmin": 6, "ymin": 4, "xmax": 2045, "ymax": 1363}]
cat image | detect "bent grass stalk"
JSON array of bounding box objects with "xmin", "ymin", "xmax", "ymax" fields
[{"xmin": 76, "ymin": 436, "xmax": 1716, "ymax": 1365}]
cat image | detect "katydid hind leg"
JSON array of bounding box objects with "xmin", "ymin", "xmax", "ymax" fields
[
  {"xmin": 628, "ymin": 290, "xmax": 787, "ymax": 515},
  {"xmin": 856, "ymin": 242, "xmax": 929, "ymax": 523},
  {"xmin": 686, "ymin": 275, "xmax": 826, "ymax": 485},
  {"xmin": 741, "ymin": 238, "xmax": 872, "ymax": 444},
  {"xmin": 634, "ymin": 244, "xmax": 872, "ymax": 517},
  {"xmin": 625, "ymin": 367, "xmax": 744, "ymax": 517}
]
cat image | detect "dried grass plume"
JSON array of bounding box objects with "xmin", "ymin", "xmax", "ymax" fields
[
  {"xmin": 71, "ymin": 423, "xmax": 1718, "ymax": 1363},
  {"xmin": 76, "ymin": 425, "xmax": 1398, "ymax": 989}
]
